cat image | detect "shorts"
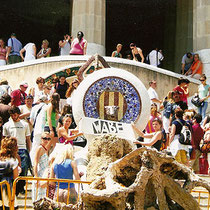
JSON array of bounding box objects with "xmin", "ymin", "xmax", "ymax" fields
[
  {"xmin": 44, "ymin": 126, "xmax": 58, "ymax": 137},
  {"xmin": 190, "ymin": 149, "xmax": 201, "ymax": 172},
  {"xmin": 175, "ymin": 150, "xmax": 188, "ymax": 164},
  {"xmin": 54, "ymin": 188, "xmax": 77, "ymax": 204}
]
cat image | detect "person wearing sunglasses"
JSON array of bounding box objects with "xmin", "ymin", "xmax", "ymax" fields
[
  {"xmin": 198, "ymin": 74, "xmax": 210, "ymax": 120},
  {"xmin": 33, "ymin": 132, "xmax": 51, "ymax": 201}
]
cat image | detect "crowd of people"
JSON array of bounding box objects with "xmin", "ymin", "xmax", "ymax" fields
[
  {"xmin": 0, "ymin": 32, "xmax": 208, "ymax": 206},
  {"xmin": 0, "ymin": 31, "xmax": 87, "ymax": 66},
  {"xmin": 0, "ymin": 72, "xmax": 209, "ymax": 206},
  {"xmin": 0, "ymin": 75, "xmax": 82, "ymax": 206},
  {"xmin": 131, "ymin": 76, "xmax": 210, "ymax": 175}
]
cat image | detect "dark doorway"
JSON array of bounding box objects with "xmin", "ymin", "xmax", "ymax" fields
[
  {"xmin": 106, "ymin": 0, "xmax": 177, "ymax": 71},
  {"xmin": 0, "ymin": 0, "xmax": 71, "ymax": 56}
]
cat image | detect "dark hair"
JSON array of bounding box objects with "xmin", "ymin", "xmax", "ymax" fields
[
  {"xmin": 77, "ymin": 31, "xmax": 84, "ymax": 42},
  {"xmin": 9, "ymin": 106, "xmax": 21, "ymax": 115},
  {"xmin": 36, "ymin": 77, "xmax": 45, "ymax": 84},
  {"xmin": 175, "ymin": 108, "xmax": 183, "ymax": 119},
  {"xmin": 63, "ymin": 114, "xmax": 73, "ymax": 121},
  {"xmin": 59, "ymin": 75, "xmax": 66, "ymax": 79},
  {"xmin": 51, "ymin": 93, "xmax": 60, "ymax": 113},
  {"xmin": 200, "ymin": 74, "xmax": 207, "ymax": 80},
  {"xmin": 130, "ymin": 43, "xmax": 136, "ymax": 47},
  {"xmin": 152, "ymin": 118, "xmax": 162, "ymax": 126},
  {"xmin": 26, "ymin": 94, "xmax": 34, "ymax": 100},
  {"xmin": 186, "ymin": 52, "xmax": 192, "ymax": 58},
  {"xmin": 0, "ymin": 93, "xmax": 11, "ymax": 105},
  {"xmin": 194, "ymin": 114, "xmax": 202, "ymax": 124},
  {"xmin": 178, "ymin": 77, "xmax": 186, "ymax": 85},
  {"xmin": 61, "ymin": 104, "xmax": 72, "ymax": 116},
  {"xmin": 0, "ymin": 116, "xmax": 3, "ymax": 124}
]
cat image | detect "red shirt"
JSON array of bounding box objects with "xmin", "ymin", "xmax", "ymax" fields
[
  {"xmin": 191, "ymin": 124, "xmax": 204, "ymax": 150},
  {"xmin": 173, "ymin": 85, "xmax": 188, "ymax": 104},
  {"xmin": 11, "ymin": 89, "xmax": 27, "ymax": 106}
]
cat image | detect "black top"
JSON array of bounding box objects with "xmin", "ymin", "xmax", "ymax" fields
[
  {"xmin": 172, "ymin": 119, "xmax": 186, "ymax": 135},
  {"xmin": 56, "ymin": 82, "xmax": 69, "ymax": 99}
]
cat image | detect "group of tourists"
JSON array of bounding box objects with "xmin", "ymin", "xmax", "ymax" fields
[
  {"xmin": 132, "ymin": 76, "xmax": 210, "ymax": 175},
  {"xmin": 0, "ymin": 31, "xmax": 87, "ymax": 66},
  {"xmin": 0, "ymin": 75, "xmax": 82, "ymax": 207},
  {"xmin": 111, "ymin": 43, "xmax": 164, "ymax": 67}
]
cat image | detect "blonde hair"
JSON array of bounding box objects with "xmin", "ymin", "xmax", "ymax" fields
[
  {"xmin": 166, "ymin": 91, "xmax": 174, "ymax": 103},
  {"xmin": 117, "ymin": 44, "xmax": 122, "ymax": 48},
  {"xmin": 53, "ymin": 144, "xmax": 74, "ymax": 166}
]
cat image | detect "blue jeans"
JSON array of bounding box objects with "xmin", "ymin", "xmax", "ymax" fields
[{"xmin": 198, "ymin": 101, "xmax": 208, "ymax": 122}]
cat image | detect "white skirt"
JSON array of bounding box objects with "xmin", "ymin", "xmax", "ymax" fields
[
  {"xmin": 0, "ymin": 59, "xmax": 6, "ymax": 66},
  {"xmin": 170, "ymin": 134, "xmax": 189, "ymax": 157},
  {"xmin": 163, "ymin": 116, "xmax": 170, "ymax": 133}
]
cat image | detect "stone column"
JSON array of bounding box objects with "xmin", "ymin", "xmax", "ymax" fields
[
  {"xmin": 193, "ymin": 0, "xmax": 210, "ymax": 82},
  {"xmin": 174, "ymin": 0, "xmax": 193, "ymax": 73},
  {"xmin": 71, "ymin": 0, "xmax": 106, "ymax": 56}
]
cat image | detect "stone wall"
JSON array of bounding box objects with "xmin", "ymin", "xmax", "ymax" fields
[{"xmin": 0, "ymin": 56, "xmax": 199, "ymax": 99}]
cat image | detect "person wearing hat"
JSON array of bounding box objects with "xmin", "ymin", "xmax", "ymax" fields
[
  {"xmin": 11, "ymin": 81, "xmax": 28, "ymax": 106},
  {"xmin": 70, "ymin": 31, "xmax": 87, "ymax": 55},
  {"xmin": 6, "ymin": 33, "xmax": 22, "ymax": 64}
]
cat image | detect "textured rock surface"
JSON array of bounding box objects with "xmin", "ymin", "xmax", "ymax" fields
[
  {"xmin": 87, "ymin": 134, "xmax": 133, "ymax": 181},
  {"xmin": 82, "ymin": 137, "xmax": 210, "ymax": 210}
]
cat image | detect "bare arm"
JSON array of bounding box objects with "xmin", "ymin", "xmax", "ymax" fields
[
  {"xmin": 181, "ymin": 63, "xmax": 185, "ymax": 75},
  {"xmin": 19, "ymin": 48, "xmax": 25, "ymax": 61},
  {"xmin": 138, "ymin": 48, "xmax": 144, "ymax": 63},
  {"xmin": 13, "ymin": 167, "xmax": 19, "ymax": 180},
  {"xmin": 71, "ymin": 160, "xmax": 80, "ymax": 180},
  {"xmin": 43, "ymin": 48, "xmax": 51, "ymax": 57},
  {"xmin": 47, "ymin": 105, "xmax": 54, "ymax": 137},
  {"xmin": 33, "ymin": 45, "xmax": 36, "ymax": 57},
  {"xmin": 6, "ymin": 47, "xmax": 11, "ymax": 61},
  {"xmin": 132, "ymin": 124, "xmax": 154, "ymax": 138},
  {"xmin": 33, "ymin": 147, "xmax": 42, "ymax": 177},
  {"xmin": 83, "ymin": 41, "xmax": 87, "ymax": 55},
  {"xmin": 132, "ymin": 50, "xmax": 136, "ymax": 61},
  {"xmin": 169, "ymin": 124, "xmax": 176, "ymax": 145},
  {"xmin": 137, "ymin": 131, "xmax": 162, "ymax": 146},
  {"xmin": 58, "ymin": 127, "xmax": 83, "ymax": 141},
  {"xmin": 49, "ymin": 165, "xmax": 56, "ymax": 185},
  {"xmin": 59, "ymin": 40, "xmax": 67, "ymax": 48},
  {"xmin": 26, "ymin": 136, "xmax": 31, "ymax": 152},
  {"xmin": 36, "ymin": 49, "xmax": 42, "ymax": 58},
  {"xmin": 111, "ymin": 51, "xmax": 116, "ymax": 57}
]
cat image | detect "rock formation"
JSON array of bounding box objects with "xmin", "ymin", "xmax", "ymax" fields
[
  {"xmin": 82, "ymin": 135, "xmax": 210, "ymax": 210},
  {"xmin": 86, "ymin": 134, "xmax": 133, "ymax": 181}
]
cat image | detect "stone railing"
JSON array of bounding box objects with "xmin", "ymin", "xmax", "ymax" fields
[{"xmin": 0, "ymin": 55, "xmax": 199, "ymax": 100}]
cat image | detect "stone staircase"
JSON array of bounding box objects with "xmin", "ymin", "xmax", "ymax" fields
[{"xmin": 15, "ymin": 175, "xmax": 210, "ymax": 209}]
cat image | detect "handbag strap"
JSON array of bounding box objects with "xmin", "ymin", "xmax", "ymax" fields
[{"xmin": 33, "ymin": 104, "xmax": 45, "ymax": 128}]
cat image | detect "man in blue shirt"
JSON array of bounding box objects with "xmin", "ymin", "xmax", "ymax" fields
[{"xmin": 6, "ymin": 33, "xmax": 22, "ymax": 64}]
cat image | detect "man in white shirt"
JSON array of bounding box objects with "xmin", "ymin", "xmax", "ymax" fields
[
  {"xmin": 148, "ymin": 48, "xmax": 164, "ymax": 67},
  {"xmin": 3, "ymin": 106, "xmax": 31, "ymax": 194},
  {"xmin": 147, "ymin": 80, "xmax": 162, "ymax": 106}
]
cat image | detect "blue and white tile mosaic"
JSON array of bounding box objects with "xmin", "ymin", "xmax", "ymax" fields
[{"xmin": 83, "ymin": 77, "xmax": 141, "ymax": 123}]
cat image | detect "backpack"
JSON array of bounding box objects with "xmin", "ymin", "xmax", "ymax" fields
[
  {"xmin": 163, "ymin": 102, "xmax": 172, "ymax": 119},
  {"xmin": 177, "ymin": 120, "xmax": 192, "ymax": 145}
]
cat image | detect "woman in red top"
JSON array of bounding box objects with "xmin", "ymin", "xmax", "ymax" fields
[
  {"xmin": 185, "ymin": 54, "xmax": 203, "ymax": 79},
  {"xmin": 0, "ymin": 39, "xmax": 7, "ymax": 66}
]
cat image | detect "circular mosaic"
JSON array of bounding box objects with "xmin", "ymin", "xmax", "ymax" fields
[{"xmin": 83, "ymin": 77, "xmax": 141, "ymax": 123}]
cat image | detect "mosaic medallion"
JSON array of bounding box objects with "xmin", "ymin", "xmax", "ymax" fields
[{"xmin": 83, "ymin": 77, "xmax": 141, "ymax": 123}]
